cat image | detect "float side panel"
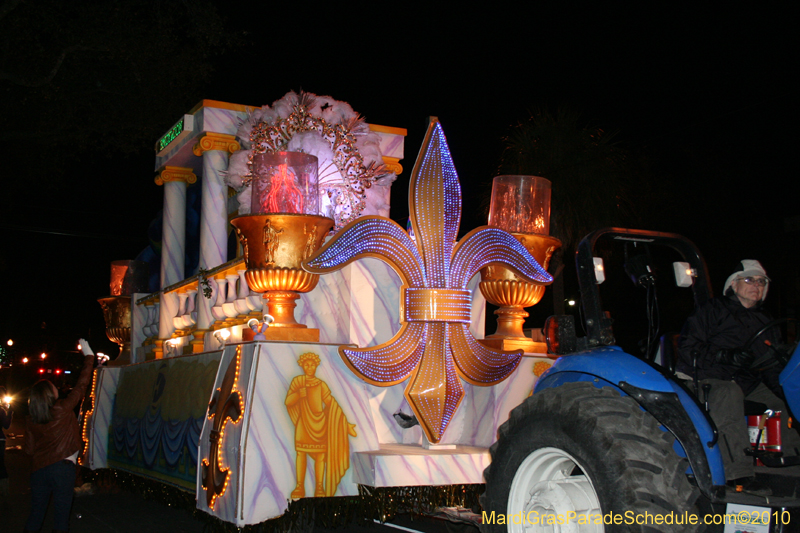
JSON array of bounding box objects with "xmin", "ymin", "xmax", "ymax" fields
[
  {"xmin": 106, "ymin": 352, "xmax": 222, "ymax": 491},
  {"xmin": 227, "ymin": 343, "xmax": 378, "ymax": 525}
]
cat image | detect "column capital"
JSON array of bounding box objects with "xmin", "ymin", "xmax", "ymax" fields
[
  {"xmin": 155, "ymin": 166, "xmax": 197, "ymax": 186},
  {"xmin": 192, "ymin": 132, "xmax": 240, "ymax": 156},
  {"xmin": 382, "ymin": 156, "xmax": 403, "ymax": 175}
]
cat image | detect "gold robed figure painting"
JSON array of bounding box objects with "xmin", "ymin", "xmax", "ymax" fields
[{"xmin": 285, "ymin": 353, "xmax": 357, "ymax": 498}]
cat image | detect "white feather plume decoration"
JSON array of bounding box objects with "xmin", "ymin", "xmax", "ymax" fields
[
  {"xmin": 224, "ymin": 150, "xmax": 253, "ymax": 189},
  {"xmin": 229, "ymin": 90, "xmax": 395, "ymax": 229}
]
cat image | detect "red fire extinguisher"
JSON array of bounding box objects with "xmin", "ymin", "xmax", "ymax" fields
[
  {"xmin": 747, "ymin": 411, "xmax": 781, "ymax": 466},
  {"xmin": 766, "ymin": 412, "xmax": 782, "ymax": 452}
]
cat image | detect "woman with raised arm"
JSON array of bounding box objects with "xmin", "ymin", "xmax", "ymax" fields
[{"xmin": 23, "ymin": 338, "xmax": 105, "ymax": 533}]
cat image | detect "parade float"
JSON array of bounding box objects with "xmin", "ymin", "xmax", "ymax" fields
[{"xmin": 83, "ymin": 91, "xmax": 561, "ymax": 527}]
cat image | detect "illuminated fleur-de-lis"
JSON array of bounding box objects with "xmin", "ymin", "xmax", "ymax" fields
[
  {"xmin": 304, "ymin": 118, "xmax": 552, "ymax": 443},
  {"xmin": 202, "ymin": 346, "xmax": 243, "ymax": 508}
]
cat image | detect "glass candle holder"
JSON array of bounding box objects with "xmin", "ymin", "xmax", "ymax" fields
[
  {"xmin": 488, "ymin": 175, "xmax": 551, "ymax": 235},
  {"xmin": 250, "ymin": 151, "xmax": 319, "ymax": 215},
  {"xmin": 109, "ymin": 260, "xmax": 148, "ymax": 296}
]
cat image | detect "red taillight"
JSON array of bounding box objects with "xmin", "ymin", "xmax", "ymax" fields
[
  {"xmin": 39, "ymin": 368, "xmax": 45, "ymax": 374},
  {"xmin": 544, "ymin": 315, "xmax": 578, "ymax": 356}
]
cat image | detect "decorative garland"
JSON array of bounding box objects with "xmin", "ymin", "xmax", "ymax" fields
[{"xmin": 197, "ymin": 268, "xmax": 213, "ymax": 299}]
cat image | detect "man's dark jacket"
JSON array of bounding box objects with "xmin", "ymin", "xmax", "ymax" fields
[{"xmin": 677, "ymin": 295, "xmax": 781, "ymax": 397}]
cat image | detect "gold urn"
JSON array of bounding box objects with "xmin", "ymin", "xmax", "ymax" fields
[
  {"xmin": 479, "ymin": 233, "xmax": 561, "ymax": 352},
  {"xmin": 97, "ymin": 296, "xmax": 132, "ymax": 366},
  {"xmin": 231, "ymin": 213, "xmax": 334, "ymax": 342}
]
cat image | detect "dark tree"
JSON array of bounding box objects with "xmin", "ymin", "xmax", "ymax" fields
[
  {"xmin": 497, "ymin": 108, "xmax": 644, "ymax": 253},
  {"xmin": 0, "ymin": 0, "xmax": 241, "ymax": 190},
  {"xmin": 497, "ymin": 108, "xmax": 661, "ymax": 316}
]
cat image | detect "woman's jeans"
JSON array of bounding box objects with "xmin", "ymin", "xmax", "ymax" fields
[
  {"xmin": 25, "ymin": 460, "xmax": 75, "ymax": 532},
  {"xmin": 0, "ymin": 439, "xmax": 8, "ymax": 479}
]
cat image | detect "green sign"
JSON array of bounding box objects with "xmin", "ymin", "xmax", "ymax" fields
[{"xmin": 158, "ymin": 118, "xmax": 185, "ymax": 152}]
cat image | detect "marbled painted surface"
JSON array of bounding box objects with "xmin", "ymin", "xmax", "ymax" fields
[
  {"xmin": 351, "ymin": 355, "xmax": 549, "ymax": 487},
  {"xmin": 85, "ymin": 367, "xmax": 121, "ymax": 469},
  {"xmin": 131, "ymin": 292, "xmax": 149, "ymax": 364},
  {"xmin": 365, "ymin": 355, "xmax": 543, "ymax": 449},
  {"xmin": 466, "ymin": 274, "xmax": 486, "ymax": 340},
  {"xmin": 200, "ymin": 107, "xmax": 248, "ymax": 136},
  {"xmin": 490, "ymin": 355, "xmax": 547, "ymax": 440},
  {"xmin": 199, "ymin": 150, "xmax": 229, "ymax": 271},
  {"xmin": 459, "ymin": 356, "xmax": 542, "ymax": 448},
  {"xmin": 158, "ymin": 291, "xmax": 179, "ymax": 340},
  {"xmin": 352, "ymin": 444, "xmax": 490, "ymax": 487},
  {"xmin": 295, "ymin": 258, "xmax": 400, "ymax": 346},
  {"xmin": 195, "ymin": 281, "xmax": 215, "ymax": 331},
  {"xmin": 345, "ymin": 259, "xmax": 403, "ymax": 347},
  {"xmin": 294, "ymin": 260, "xmax": 486, "ymax": 447},
  {"xmin": 194, "ymin": 340, "xmax": 551, "ymax": 525},
  {"xmin": 160, "ymin": 182, "xmax": 187, "ymax": 289},
  {"xmin": 295, "ymin": 259, "xmax": 485, "ymax": 348},
  {"xmin": 197, "ymin": 342, "xmax": 379, "ymax": 525},
  {"xmin": 377, "ymin": 130, "xmax": 405, "ymax": 159}
]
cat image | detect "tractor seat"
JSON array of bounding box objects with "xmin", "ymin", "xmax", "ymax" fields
[{"xmin": 659, "ymin": 333, "xmax": 770, "ymax": 417}]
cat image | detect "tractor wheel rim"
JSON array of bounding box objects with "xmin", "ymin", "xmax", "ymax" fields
[{"xmin": 507, "ymin": 447, "xmax": 603, "ymax": 532}]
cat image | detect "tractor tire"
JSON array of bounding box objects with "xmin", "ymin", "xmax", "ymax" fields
[{"xmin": 481, "ymin": 382, "xmax": 700, "ymax": 532}]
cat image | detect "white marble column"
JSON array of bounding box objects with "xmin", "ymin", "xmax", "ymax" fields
[
  {"xmin": 193, "ymin": 133, "xmax": 240, "ymax": 271},
  {"xmin": 192, "ymin": 275, "xmax": 216, "ymax": 352},
  {"xmin": 195, "ymin": 279, "xmax": 215, "ymax": 330},
  {"xmin": 155, "ymin": 166, "xmax": 196, "ymax": 288},
  {"xmin": 130, "ymin": 293, "xmax": 151, "ymax": 364}
]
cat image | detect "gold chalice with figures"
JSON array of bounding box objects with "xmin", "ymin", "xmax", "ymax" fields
[
  {"xmin": 97, "ymin": 260, "xmax": 149, "ymax": 365},
  {"xmin": 231, "ymin": 152, "xmax": 333, "ymax": 342},
  {"xmin": 98, "ymin": 296, "xmax": 132, "ymax": 364},
  {"xmin": 479, "ymin": 176, "xmax": 561, "ymax": 352}
]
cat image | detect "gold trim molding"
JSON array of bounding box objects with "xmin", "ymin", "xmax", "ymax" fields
[
  {"xmin": 368, "ymin": 124, "xmax": 408, "ymax": 136},
  {"xmin": 193, "ymin": 132, "xmax": 240, "ymax": 156},
  {"xmin": 155, "ymin": 166, "xmax": 197, "ymax": 186}
]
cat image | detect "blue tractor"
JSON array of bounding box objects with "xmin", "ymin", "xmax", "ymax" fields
[{"xmin": 481, "ymin": 228, "xmax": 800, "ymax": 532}]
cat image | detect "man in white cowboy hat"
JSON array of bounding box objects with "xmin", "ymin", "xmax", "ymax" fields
[{"xmin": 676, "ymin": 260, "xmax": 798, "ymax": 492}]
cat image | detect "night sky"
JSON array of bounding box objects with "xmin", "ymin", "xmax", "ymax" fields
[{"xmin": 1, "ymin": 3, "xmax": 797, "ymax": 363}]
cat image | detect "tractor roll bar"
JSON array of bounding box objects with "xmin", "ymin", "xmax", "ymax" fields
[{"xmin": 576, "ymin": 227, "xmax": 712, "ymax": 348}]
